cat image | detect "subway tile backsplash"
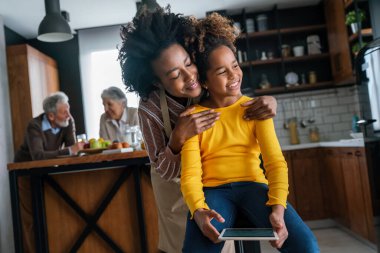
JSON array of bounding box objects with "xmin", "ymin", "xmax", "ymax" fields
[{"xmin": 270, "ymin": 86, "xmax": 361, "ymax": 146}]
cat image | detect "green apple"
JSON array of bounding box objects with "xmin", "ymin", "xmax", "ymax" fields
[
  {"xmin": 90, "ymin": 140, "xmax": 102, "ymax": 149},
  {"xmin": 102, "ymin": 140, "xmax": 111, "ymax": 148}
]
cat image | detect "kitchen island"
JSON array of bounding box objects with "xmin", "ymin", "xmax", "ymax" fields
[{"xmin": 8, "ymin": 151, "xmax": 158, "ymax": 253}]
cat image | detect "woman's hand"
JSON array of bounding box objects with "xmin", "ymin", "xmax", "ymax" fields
[
  {"xmin": 193, "ymin": 208, "xmax": 225, "ymax": 243},
  {"xmin": 241, "ymin": 96, "xmax": 277, "ymax": 120},
  {"xmin": 168, "ymin": 107, "xmax": 220, "ymax": 153},
  {"xmin": 269, "ymin": 205, "xmax": 288, "ymax": 249}
]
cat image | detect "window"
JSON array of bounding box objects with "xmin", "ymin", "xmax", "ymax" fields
[{"xmin": 78, "ymin": 26, "xmax": 139, "ymax": 139}]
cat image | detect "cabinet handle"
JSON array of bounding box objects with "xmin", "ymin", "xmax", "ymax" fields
[
  {"xmin": 355, "ymin": 150, "xmax": 362, "ymax": 156},
  {"xmin": 346, "ymin": 152, "xmax": 353, "ymax": 156}
]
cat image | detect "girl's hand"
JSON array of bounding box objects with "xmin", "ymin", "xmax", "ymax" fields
[
  {"xmin": 269, "ymin": 205, "xmax": 288, "ymax": 249},
  {"xmin": 193, "ymin": 208, "xmax": 225, "ymax": 243},
  {"xmin": 168, "ymin": 107, "xmax": 220, "ymax": 153},
  {"xmin": 241, "ymin": 96, "xmax": 277, "ymax": 120}
]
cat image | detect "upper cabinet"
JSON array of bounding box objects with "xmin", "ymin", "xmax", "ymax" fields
[
  {"xmin": 230, "ymin": 4, "xmax": 333, "ymax": 95},
  {"xmin": 324, "ymin": 0, "xmax": 354, "ymax": 85},
  {"xmin": 324, "ymin": 0, "xmax": 373, "ymax": 85},
  {"xmin": 7, "ymin": 44, "xmax": 60, "ymax": 151},
  {"xmin": 227, "ymin": 0, "xmax": 373, "ymax": 95}
]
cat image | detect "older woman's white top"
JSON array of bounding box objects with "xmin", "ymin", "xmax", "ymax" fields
[{"xmin": 99, "ymin": 107, "xmax": 139, "ymax": 141}]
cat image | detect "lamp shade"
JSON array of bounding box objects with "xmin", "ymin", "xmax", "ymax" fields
[{"xmin": 37, "ymin": 0, "xmax": 73, "ymax": 42}]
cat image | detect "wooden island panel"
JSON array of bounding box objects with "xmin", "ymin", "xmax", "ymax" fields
[{"xmin": 9, "ymin": 151, "xmax": 159, "ymax": 253}]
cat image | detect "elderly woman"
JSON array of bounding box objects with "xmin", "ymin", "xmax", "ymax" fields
[{"xmin": 99, "ymin": 86, "xmax": 139, "ymax": 141}]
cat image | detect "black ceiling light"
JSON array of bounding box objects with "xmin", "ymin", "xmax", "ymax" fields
[
  {"xmin": 135, "ymin": 0, "xmax": 161, "ymax": 17},
  {"xmin": 37, "ymin": 0, "xmax": 73, "ymax": 42}
]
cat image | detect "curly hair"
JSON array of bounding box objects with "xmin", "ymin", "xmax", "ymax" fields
[
  {"xmin": 190, "ymin": 13, "xmax": 240, "ymax": 84},
  {"xmin": 118, "ymin": 6, "xmax": 196, "ymax": 99}
]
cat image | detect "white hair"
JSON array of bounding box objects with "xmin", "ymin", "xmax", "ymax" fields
[
  {"xmin": 101, "ymin": 86, "xmax": 127, "ymax": 106},
  {"xmin": 43, "ymin": 91, "xmax": 69, "ymax": 114}
]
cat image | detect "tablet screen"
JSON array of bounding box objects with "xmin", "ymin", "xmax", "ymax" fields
[
  {"xmin": 223, "ymin": 228, "xmax": 275, "ymax": 237},
  {"xmin": 219, "ymin": 228, "xmax": 278, "ymax": 241}
]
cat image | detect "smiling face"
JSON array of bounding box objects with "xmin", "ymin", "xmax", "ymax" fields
[
  {"xmin": 102, "ymin": 98, "xmax": 125, "ymax": 120},
  {"xmin": 151, "ymin": 43, "xmax": 201, "ymax": 99},
  {"xmin": 204, "ymin": 45, "xmax": 243, "ymax": 107}
]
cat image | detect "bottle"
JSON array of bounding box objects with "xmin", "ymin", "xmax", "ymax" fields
[
  {"xmin": 309, "ymin": 127, "xmax": 320, "ymax": 142},
  {"xmin": 288, "ymin": 118, "xmax": 300, "ymax": 145},
  {"xmin": 351, "ymin": 114, "xmax": 360, "ymax": 133},
  {"xmin": 308, "ymin": 71, "xmax": 317, "ymax": 84}
]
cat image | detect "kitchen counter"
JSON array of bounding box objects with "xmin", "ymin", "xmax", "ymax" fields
[{"xmin": 281, "ymin": 139, "xmax": 365, "ymax": 151}]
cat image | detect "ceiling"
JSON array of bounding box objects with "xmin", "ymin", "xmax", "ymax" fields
[{"xmin": 0, "ymin": 0, "xmax": 320, "ymax": 40}]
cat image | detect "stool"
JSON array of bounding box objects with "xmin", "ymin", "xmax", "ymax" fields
[
  {"xmin": 234, "ymin": 212, "xmax": 261, "ymax": 253},
  {"xmin": 234, "ymin": 240, "xmax": 261, "ymax": 253}
]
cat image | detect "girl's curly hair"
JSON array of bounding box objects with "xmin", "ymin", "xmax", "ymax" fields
[
  {"xmin": 190, "ymin": 13, "xmax": 240, "ymax": 84},
  {"xmin": 118, "ymin": 6, "xmax": 196, "ymax": 99}
]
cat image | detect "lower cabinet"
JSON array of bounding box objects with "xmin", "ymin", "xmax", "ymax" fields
[
  {"xmin": 284, "ymin": 147, "xmax": 375, "ymax": 243},
  {"xmin": 284, "ymin": 148, "xmax": 327, "ymax": 221}
]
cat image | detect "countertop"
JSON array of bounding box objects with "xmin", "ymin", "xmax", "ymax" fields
[{"xmin": 281, "ymin": 139, "xmax": 366, "ymax": 151}]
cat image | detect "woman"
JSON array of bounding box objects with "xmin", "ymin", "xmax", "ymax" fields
[
  {"xmin": 118, "ymin": 7, "xmax": 277, "ymax": 253},
  {"xmin": 180, "ymin": 13, "xmax": 319, "ymax": 253},
  {"xmin": 99, "ymin": 86, "xmax": 139, "ymax": 141}
]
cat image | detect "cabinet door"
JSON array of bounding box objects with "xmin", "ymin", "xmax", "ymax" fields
[
  {"xmin": 291, "ymin": 149, "xmax": 326, "ymax": 220},
  {"xmin": 341, "ymin": 148, "xmax": 372, "ymax": 240},
  {"xmin": 324, "ymin": 0, "xmax": 354, "ymax": 84},
  {"xmin": 322, "ymin": 148, "xmax": 350, "ymax": 227},
  {"xmin": 27, "ymin": 46, "xmax": 59, "ymax": 117}
]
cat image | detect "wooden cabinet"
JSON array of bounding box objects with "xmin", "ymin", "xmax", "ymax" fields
[
  {"xmin": 323, "ymin": 148, "xmax": 350, "ymax": 226},
  {"xmin": 288, "ymin": 146, "xmax": 375, "ymax": 242},
  {"xmin": 284, "ymin": 149, "xmax": 327, "ymax": 221},
  {"xmin": 231, "ymin": 4, "xmax": 334, "ymax": 95},
  {"xmin": 7, "ymin": 44, "xmax": 59, "ymax": 151},
  {"xmin": 324, "ymin": 0, "xmax": 374, "ymax": 84},
  {"xmin": 340, "ymin": 147, "xmax": 375, "ymax": 242},
  {"xmin": 324, "ymin": 0, "xmax": 354, "ymax": 84}
]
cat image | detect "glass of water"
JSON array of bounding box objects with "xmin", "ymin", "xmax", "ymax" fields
[{"xmin": 76, "ymin": 133, "xmax": 87, "ymax": 143}]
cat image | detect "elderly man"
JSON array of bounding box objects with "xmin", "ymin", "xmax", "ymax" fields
[
  {"xmin": 14, "ymin": 91, "xmax": 84, "ymax": 162},
  {"xmin": 14, "ymin": 91, "xmax": 84, "ymax": 253}
]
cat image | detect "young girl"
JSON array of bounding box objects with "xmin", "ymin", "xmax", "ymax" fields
[{"xmin": 180, "ymin": 13, "xmax": 320, "ymax": 253}]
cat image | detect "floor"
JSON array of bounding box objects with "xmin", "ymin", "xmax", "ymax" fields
[{"xmin": 260, "ymin": 227, "xmax": 377, "ymax": 253}]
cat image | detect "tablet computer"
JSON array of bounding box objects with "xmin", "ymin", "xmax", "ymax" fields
[{"xmin": 218, "ymin": 228, "xmax": 279, "ymax": 241}]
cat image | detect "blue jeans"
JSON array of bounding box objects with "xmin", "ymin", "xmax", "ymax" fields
[{"xmin": 182, "ymin": 182, "xmax": 319, "ymax": 253}]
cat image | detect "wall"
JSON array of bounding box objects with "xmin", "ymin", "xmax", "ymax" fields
[
  {"xmin": 273, "ymin": 86, "xmax": 361, "ymax": 146},
  {"xmin": 0, "ymin": 16, "xmax": 15, "ymax": 253}
]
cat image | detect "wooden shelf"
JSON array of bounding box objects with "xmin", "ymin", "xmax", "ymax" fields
[
  {"xmin": 239, "ymin": 29, "xmax": 278, "ymax": 39},
  {"xmin": 283, "ymin": 53, "xmax": 330, "ymax": 63},
  {"xmin": 254, "ymin": 81, "xmax": 335, "ymax": 95},
  {"xmin": 349, "ymin": 28, "xmax": 373, "ymax": 42},
  {"xmin": 238, "ymin": 24, "xmax": 326, "ymax": 39},
  {"xmin": 280, "ymin": 24, "xmax": 326, "ymax": 35},
  {"xmin": 240, "ymin": 53, "xmax": 330, "ymax": 68}
]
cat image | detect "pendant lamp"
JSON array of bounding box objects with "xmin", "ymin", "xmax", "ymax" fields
[
  {"xmin": 136, "ymin": 0, "xmax": 161, "ymax": 17},
  {"xmin": 37, "ymin": 0, "xmax": 73, "ymax": 42}
]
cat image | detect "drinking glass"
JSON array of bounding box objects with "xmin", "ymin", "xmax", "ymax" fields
[{"xmin": 76, "ymin": 133, "xmax": 87, "ymax": 143}]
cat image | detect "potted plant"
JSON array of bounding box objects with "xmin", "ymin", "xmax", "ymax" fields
[{"xmin": 345, "ymin": 9, "xmax": 366, "ymax": 34}]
